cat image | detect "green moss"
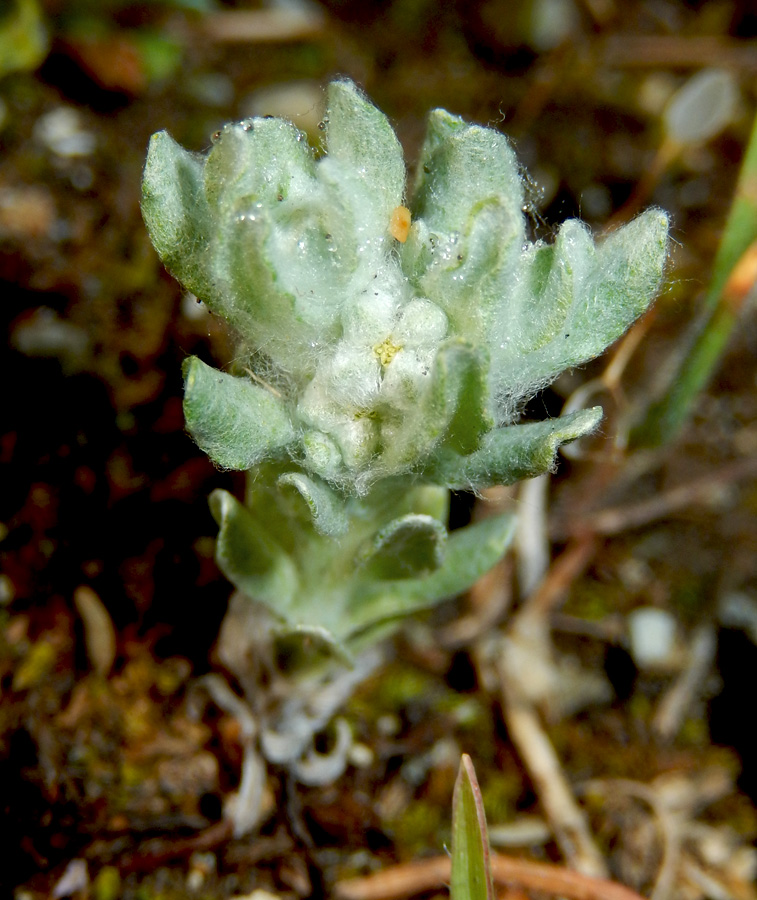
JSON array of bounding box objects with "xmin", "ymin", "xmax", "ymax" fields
[
  {"xmin": 357, "ymin": 661, "xmax": 443, "ymax": 714},
  {"xmin": 628, "ymin": 691, "xmax": 653, "ymax": 723},
  {"xmin": 480, "ymin": 771, "xmax": 522, "ymax": 824},
  {"xmin": 678, "ymin": 714, "xmax": 709, "ymax": 746},
  {"xmin": 12, "ymin": 639, "xmax": 57, "ymax": 691},
  {"xmin": 669, "ymin": 576, "xmax": 708, "ymax": 623},
  {"xmin": 93, "ymin": 866, "xmax": 121, "ymax": 900},
  {"xmin": 563, "ymin": 580, "xmax": 621, "ymax": 621},
  {"xmin": 390, "ymin": 797, "xmax": 447, "ymax": 859}
]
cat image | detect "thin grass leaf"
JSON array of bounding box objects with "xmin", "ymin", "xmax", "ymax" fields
[{"xmin": 450, "ymin": 754, "xmax": 494, "ymax": 900}]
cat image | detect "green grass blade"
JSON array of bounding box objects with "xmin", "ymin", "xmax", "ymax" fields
[
  {"xmin": 450, "ymin": 754, "xmax": 494, "ymax": 900},
  {"xmin": 633, "ymin": 109, "xmax": 757, "ymax": 447}
]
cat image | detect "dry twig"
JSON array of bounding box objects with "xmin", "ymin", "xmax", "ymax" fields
[
  {"xmin": 499, "ymin": 674, "xmax": 608, "ymax": 878},
  {"xmin": 552, "ymin": 456, "xmax": 757, "ymax": 540},
  {"xmin": 200, "ymin": 8, "xmax": 325, "ymax": 43},
  {"xmin": 652, "ymin": 623, "xmax": 717, "ymax": 742},
  {"xmin": 334, "ymin": 852, "xmax": 648, "ymax": 900},
  {"xmin": 495, "ymin": 535, "xmax": 606, "ymax": 876},
  {"xmin": 580, "ymin": 779, "xmax": 685, "ymax": 900},
  {"xmin": 600, "ymin": 35, "xmax": 757, "ymax": 70},
  {"xmin": 514, "ymin": 535, "xmax": 598, "ymax": 623},
  {"xmin": 117, "ymin": 820, "xmax": 233, "ymax": 874},
  {"xmin": 515, "ymin": 474, "xmax": 551, "ymax": 596}
]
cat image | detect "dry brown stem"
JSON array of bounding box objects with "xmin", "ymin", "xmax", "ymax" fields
[
  {"xmin": 514, "ymin": 534, "xmax": 598, "ymax": 622},
  {"xmin": 600, "ymin": 35, "xmax": 757, "ymax": 70},
  {"xmin": 334, "ymin": 852, "xmax": 648, "ymax": 900},
  {"xmin": 499, "ymin": 675, "xmax": 608, "ymax": 878},
  {"xmin": 201, "ymin": 8, "xmax": 325, "ymax": 42},
  {"xmin": 652, "ymin": 623, "xmax": 717, "ymax": 742},
  {"xmin": 553, "ymin": 456, "xmax": 757, "ymax": 540}
]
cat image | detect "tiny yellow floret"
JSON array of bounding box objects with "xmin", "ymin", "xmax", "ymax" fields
[
  {"xmin": 389, "ymin": 205, "xmax": 411, "ymax": 242},
  {"xmin": 374, "ymin": 337, "xmax": 401, "ymax": 367}
]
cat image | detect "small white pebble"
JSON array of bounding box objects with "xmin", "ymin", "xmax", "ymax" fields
[
  {"xmin": 628, "ymin": 607, "xmax": 677, "ymax": 670},
  {"xmin": 34, "ymin": 107, "xmax": 96, "ymax": 157},
  {"xmin": 348, "ymin": 741, "xmax": 374, "ymax": 768},
  {"xmin": 187, "ymin": 851, "xmax": 216, "ymax": 891},
  {"xmin": 243, "ymin": 80, "xmax": 324, "ymax": 138},
  {"xmin": 52, "ymin": 859, "xmax": 89, "ymax": 898},
  {"xmin": 528, "ymin": 0, "xmax": 580, "ymax": 51},
  {"xmin": 0, "ymin": 574, "xmax": 16, "ymax": 606},
  {"xmin": 664, "ymin": 69, "xmax": 739, "ymax": 146},
  {"xmin": 376, "ymin": 713, "xmax": 401, "ymax": 737},
  {"xmin": 186, "ymin": 868, "xmax": 205, "ymax": 892},
  {"xmin": 11, "ymin": 307, "xmax": 89, "ymax": 359}
]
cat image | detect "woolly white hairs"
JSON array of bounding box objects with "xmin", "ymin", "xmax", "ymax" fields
[{"xmin": 144, "ymin": 78, "xmax": 667, "ymax": 496}]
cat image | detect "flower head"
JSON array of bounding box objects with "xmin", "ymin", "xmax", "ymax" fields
[{"xmin": 143, "ymin": 79, "xmax": 668, "ymax": 496}]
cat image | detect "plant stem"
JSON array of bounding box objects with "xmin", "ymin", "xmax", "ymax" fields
[{"xmin": 632, "ymin": 109, "xmax": 757, "ymax": 447}]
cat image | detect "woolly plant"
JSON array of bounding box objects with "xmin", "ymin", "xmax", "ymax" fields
[{"xmin": 142, "ymin": 79, "xmax": 667, "ymax": 666}]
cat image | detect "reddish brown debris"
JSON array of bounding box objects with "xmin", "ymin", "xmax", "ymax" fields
[{"xmin": 334, "ymin": 853, "xmax": 649, "ymax": 900}]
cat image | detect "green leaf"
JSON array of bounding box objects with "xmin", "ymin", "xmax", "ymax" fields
[
  {"xmin": 559, "ymin": 209, "xmax": 669, "ymax": 370},
  {"xmin": 588, "ymin": 207, "xmax": 670, "ymax": 346},
  {"xmin": 198, "ymin": 118, "xmax": 353, "ymax": 368},
  {"xmin": 451, "ymin": 754, "xmax": 494, "ymax": 900},
  {"xmin": 219, "ymin": 508, "xmax": 514, "ymax": 654},
  {"xmin": 633, "ymin": 113, "xmax": 757, "ymax": 447},
  {"xmin": 324, "ymin": 79, "xmax": 405, "ymax": 225},
  {"xmin": 412, "ymin": 109, "xmax": 524, "ymax": 238},
  {"xmin": 210, "ymin": 488, "xmax": 298, "ymax": 613},
  {"xmin": 406, "ymin": 199, "xmax": 521, "ymax": 343},
  {"xmin": 495, "ymin": 210, "xmax": 669, "ymax": 401},
  {"xmin": 142, "ymin": 131, "xmax": 214, "ymax": 303},
  {"xmin": 428, "ymin": 407, "xmax": 602, "ymax": 490},
  {"xmin": 205, "ymin": 120, "xmax": 356, "ymax": 375},
  {"xmin": 215, "ymin": 205, "xmax": 307, "ymax": 372},
  {"xmin": 517, "ymin": 219, "xmax": 594, "ymax": 354},
  {"xmin": 434, "ymin": 340, "xmax": 493, "ymax": 455},
  {"xmin": 382, "ymin": 339, "xmax": 492, "ymax": 472},
  {"xmin": 416, "ymin": 106, "xmax": 467, "ymax": 160},
  {"xmin": 396, "ymin": 484, "xmax": 450, "ymax": 523},
  {"xmin": 204, "ymin": 116, "xmax": 315, "ymax": 214},
  {"xmin": 351, "ymin": 513, "xmax": 516, "ymax": 634},
  {"xmin": 183, "ymin": 357, "xmax": 295, "ymax": 470},
  {"xmin": 358, "ymin": 514, "xmax": 447, "ymax": 579},
  {"xmin": 278, "ymin": 473, "xmax": 349, "ymax": 537}
]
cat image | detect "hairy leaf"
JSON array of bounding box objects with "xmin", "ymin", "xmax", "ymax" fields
[{"xmin": 183, "ymin": 357, "xmax": 295, "ymax": 470}]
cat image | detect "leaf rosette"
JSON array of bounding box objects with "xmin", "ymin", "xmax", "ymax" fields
[
  {"xmin": 142, "ymin": 80, "xmax": 668, "ymax": 652},
  {"xmin": 143, "ymin": 79, "xmax": 669, "ymax": 497}
]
